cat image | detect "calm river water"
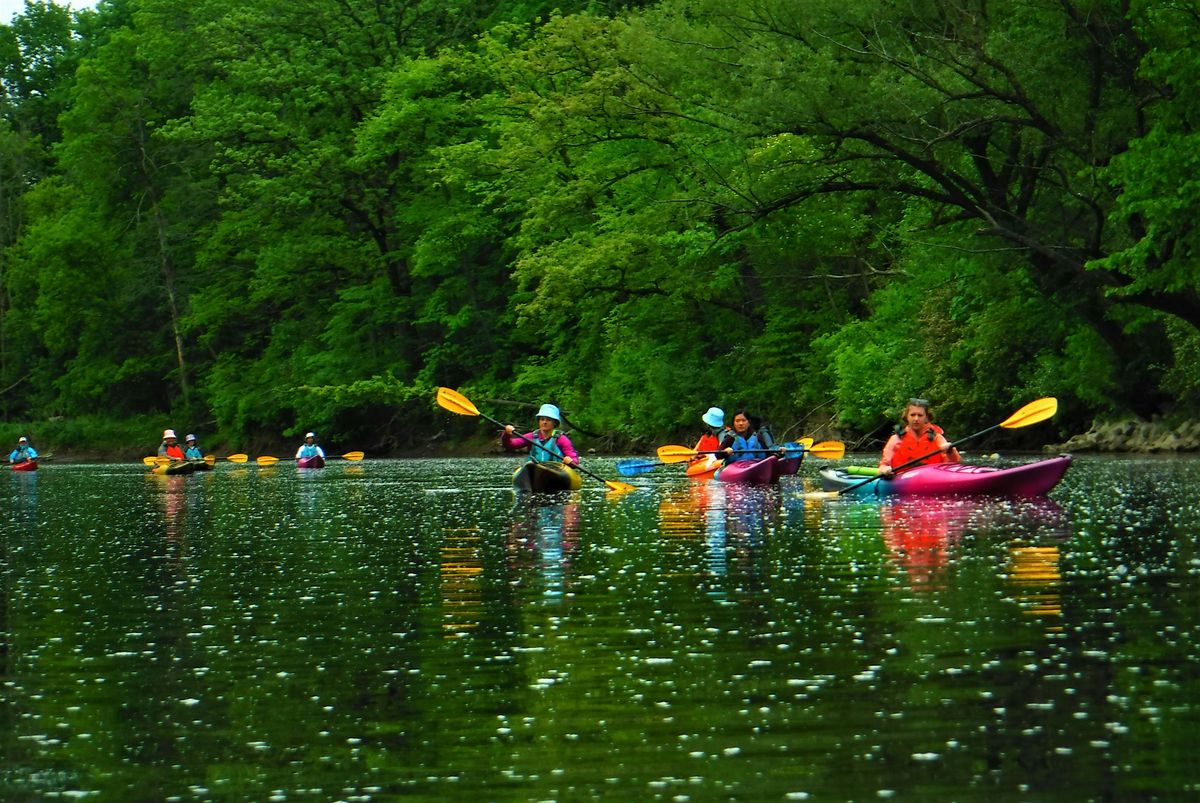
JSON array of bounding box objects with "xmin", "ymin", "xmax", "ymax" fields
[{"xmin": 1, "ymin": 455, "xmax": 1197, "ymax": 801}]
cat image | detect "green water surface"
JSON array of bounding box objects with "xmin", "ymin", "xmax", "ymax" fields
[{"xmin": 1, "ymin": 455, "xmax": 1196, "ymax": 801}]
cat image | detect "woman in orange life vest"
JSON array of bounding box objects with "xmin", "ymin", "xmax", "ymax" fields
[
  {"xmin": 694, "ymin": 407, "xmax": 728, "ymax": 455},
  {"xmin": 157, "ymin": 429, "xmax": 186, "ymax": 462},
  {"xmin": 878, "ymin": 398, "xmax": 960, "ymax": 478}
]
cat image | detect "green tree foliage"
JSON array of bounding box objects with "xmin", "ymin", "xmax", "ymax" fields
[{"xmin": 2, "ymin": 0, "xmax": 1200, "ymax": 452}]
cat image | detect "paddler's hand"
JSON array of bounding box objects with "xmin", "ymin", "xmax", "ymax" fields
[
  {"xmin": 562, "ymin": 455, "xmax": 574, "ymax": 466},
  {"xmin": 503, "ymin": 424, "xmax": 515, "ymax": 436},
  {"xmin": 878, "ymin": 466, "xmax": 894, "ymax": 478}
]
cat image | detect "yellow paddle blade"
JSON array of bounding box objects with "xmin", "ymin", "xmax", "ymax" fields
[
  {"xmin": 204, "ymin": 455, "xmax": 216, "ymax": 465},
  {"xmin": 808, "ymin": 440, "xmax": 846, "ymax": 460},
  {"xmin": 798, "ymin": 437, "xmax": 814, "ymax": 449},
  {"xmin": 1001, "ymin": 397, "xmax": 1058, "ymax": 429},
  {"xmin": 437, "ymin": 386, "xmax": 480, "ymax": 417},
  {"xmin": 256, "ymin": 456, "xmax": 281, "ymax": 466},
  {"xmin": 227, "ymin": 453, "xmax": 249, "ymax": 463},
  {"xmin": 604, "ymin": 479, "xmax": 637, "ymax": 494},
  {"xmin": 656, "ymin": 445, "xmax": 698, "ymax": 464},
  {"xmin": 142, "ymin": 456, "xmax": 159, "ymax": 466},
  {"xmin": 340, "ymin": 451, "xmax": 365, "ymax": 461}
]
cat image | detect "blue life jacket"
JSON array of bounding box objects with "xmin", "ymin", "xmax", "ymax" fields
[
  {"xmin": 727, "ymin": 433, "xmax": 767, "ymax": 462},
  {"xmin": 185, "ymin": 445, "xmax": 204, "ymax": 460}
]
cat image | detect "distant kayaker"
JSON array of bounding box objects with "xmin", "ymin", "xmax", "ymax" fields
[
  {"xmin": 502, "ymin": 403, "xmax": 579, "ymax": 465},
  {"xmin": 695, "ymin": 407, "xmax": 727, "ymax": 455},
  {"xmin": 9, "ymin": 436, "xmax": 38, "ymax": 464},
  {"xmin": 715, "ymin": 410, "xmax": 777, "ymax": 463},
  {"xmin": 184, "ymin": 434, "xmax": 204, "ymax": 460},
  {"xmin": 296, "ymin": 432, "xmax": 327, "ymax": 461},
  {"xmin": 158, "ymin": 429, "xmax": 185, "ymax": 461},
  {"xmin": 878, "ymin": 398, "xmax": 960, "ymax": 478}
]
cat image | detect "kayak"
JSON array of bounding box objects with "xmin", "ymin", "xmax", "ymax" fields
[
  {"xmin": 513, "ymin": 461, "xmax": 582, "ymax": 492},
  {"xmin": 191, "ymin": 459, "xmax": 213, "ymax": 472},
  {"xmin": 297, "ymin": 455, "xmax": 326, "ymax": 469},
  {"xmin": 716, "ymin": 455, "xmax": 778, "ymax": 485},
  {"xmin": 151, "ymin": 460, "xmax": 196, "ymax": 476},
  {"xmin": 770, "ymin": 454, "xmax": 803, "ymax": 481},
  {"xmin": 11, "ymin": 460, "xmax": 37, "ymax": 472},
  {"xmin": 818, "ymin": 455, "xmax": 1072, "ymax": 498},
  {"xmin": 686, "ymin": 456, "xmax": 722, "ymax": 480}
]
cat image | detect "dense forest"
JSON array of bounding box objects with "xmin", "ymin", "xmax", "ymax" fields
[{"xmin": 1, "ymin": 0, "xmax": 1198, "ymax": 454}]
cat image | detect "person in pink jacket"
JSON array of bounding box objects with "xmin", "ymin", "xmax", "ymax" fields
[{"xmin": 502, "ymin": 403, "xmax": 579, "ymax": 465}]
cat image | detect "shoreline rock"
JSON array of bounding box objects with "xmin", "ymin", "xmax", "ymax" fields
[{"xmin": 1048, "ymin": 419, "xmax": 1200, "ymax": 453}]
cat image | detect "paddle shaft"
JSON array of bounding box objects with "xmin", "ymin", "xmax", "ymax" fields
[{"xmin": 484, "ymin": 410, "xmax": 616, "ymax": 489}]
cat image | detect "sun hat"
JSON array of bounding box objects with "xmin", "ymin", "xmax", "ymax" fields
[
  {"xmin": 186, "ymin": 434, "xmax": 197, "ymax": 442},
  {"xmin": 305, "ymin": 432, "xmax": 316, "ymax": 439},
  {"xmin": 18, "ymin": 436, "xmax": 27, "ymax": 443},
  {"xmin": 536, "ymin": 403, "xmax": 561, "ymax": 422},
  {"xmin": 162, "ymin": 429, "xmax": 177, "ymax": 439},
  {"xmin": 702, "ymin": 407, "xmax": 725, "ymax": 428}
]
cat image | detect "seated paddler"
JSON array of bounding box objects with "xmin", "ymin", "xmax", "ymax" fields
[{"xmin": 502, "ymin": 403, "xmax": 579, "ymax": 466}]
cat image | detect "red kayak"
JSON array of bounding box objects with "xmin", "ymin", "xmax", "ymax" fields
[
  {"xmin": 11, "ymin": 460, "xmax": 37, "ymax": 472},
  {"xmin": 297, "ymin": 455, "xmax": 326, "ymax": 469},
  {"xmin": 716, "ymin": 456, "xmax": 778, "ymax": 485}
]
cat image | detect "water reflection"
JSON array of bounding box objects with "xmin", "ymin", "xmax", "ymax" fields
[{"xmin": 508, "ymin": 496, "xmax": 581, "ymax": 602}]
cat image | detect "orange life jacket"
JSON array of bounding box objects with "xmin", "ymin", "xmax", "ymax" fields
[
  {"xmin": 890, "ymin": 424, "xmax": 951, "ymax": 468},
  {"xmin": 695, "ymin": 433, "xmax": 720, "ymax": 453},
  {"xmin": 164, "ymin": 444, "xmax": 185, "ymax": 460}
]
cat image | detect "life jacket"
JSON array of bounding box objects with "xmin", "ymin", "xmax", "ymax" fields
[
  {"xmin": 695, "ymin": 433, "xmax": 721, "ymax": 453},
  {"xmin": 185, "ymin": 445, "xmax": 204, "ymax": 460},
  {"xmin": 527, "ymin": 430, "xmax": 567, "ymax": 463},
  {"xmin": 727, "ymin": 432, "xmax": 767, "ymax": 462},
  {"xmin": 890, "ymin": 424, "xmax": 951, "ymax": 468},
  {"xmin": 163, "ymin": 443, "xmax": 185, "ymax": 460}
]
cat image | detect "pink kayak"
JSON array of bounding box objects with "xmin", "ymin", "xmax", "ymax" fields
[
  {"xmin": 818, "ymin": 455, "xmax": 1072, "ymax": 498},
  {"xmin": 716, "ymin": 456, "xmax": 778, "ymax": 485},
  {"xmin": 297, "ymin": 455, "xmax": 326, "ymax": 469},
  {"xmin": 770, "ymin": 455, "xmax": 803, "ymax": 481}
]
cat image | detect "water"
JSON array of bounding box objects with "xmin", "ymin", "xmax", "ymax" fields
[{"xmin": 1, "ymin": 455, "xmax": 1197, "ymax": 801}]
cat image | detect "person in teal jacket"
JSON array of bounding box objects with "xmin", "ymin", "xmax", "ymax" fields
[
  {"xmin": 184, "ymin": 434, "xmax": 205, "ymax": 460},
  {"xmin": 296, "ymin": 432, "xmax": 326, "ymax": 460},
  {"xmin": 9, "ymin": 436, "xmax": 38, "ymax": 465}
]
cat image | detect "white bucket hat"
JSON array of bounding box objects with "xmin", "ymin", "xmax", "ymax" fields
[{"xmin": 162, "ymin": 429, "xmax": 177, "ymax": 439}]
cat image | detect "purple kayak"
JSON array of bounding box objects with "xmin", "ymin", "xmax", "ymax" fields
[
  {"xmin": 297, "ymin": 455, "xmax": 326, "ymax": 469},
  {"xmin": 818, "ymin": 455, "xmax": 1072, "ymax": 498},
  {"xmin": 716, "ymin": 456, "xmax": 778, "ymax": 485}
]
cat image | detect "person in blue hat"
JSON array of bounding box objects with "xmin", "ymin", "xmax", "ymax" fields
[
  {"xmin": 695, "ymin": 407, "xmax": 727, "ymax": 454},
  {"xmin": 501, "ymin": 403, "xmax": 579, "ymax": 465}
]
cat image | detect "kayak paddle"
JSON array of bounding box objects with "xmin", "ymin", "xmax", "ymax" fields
[
  {"xmin": 616, "ymin": 458, "xmax": 664, "ymax": 477},
  {"xmin": 143, "ymin": 453, "xmax": 249, "ymax": 467},
  {"xmin": 808, "ymin": 396, "xmax": 1059, "ymax": 499},
  {"xmin": 656, "ymin": 439, "xmax": 846, "ymax": 463},
  {"xmin": 436, "ymin": 386, "xmax": 636, "ymax": 494},
  {"xmin": 255, "ymin": 451, "xmax": 365, "ymax": 466}
]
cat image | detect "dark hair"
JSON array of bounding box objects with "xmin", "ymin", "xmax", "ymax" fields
[{"xmin": 904, "ymin": 398, "xmax": 932, "ymax": 418}]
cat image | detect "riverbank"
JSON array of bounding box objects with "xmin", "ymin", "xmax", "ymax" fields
[{"xmin": 1047, "ymin": 418, "xmax": 1200, "ymax": 453}]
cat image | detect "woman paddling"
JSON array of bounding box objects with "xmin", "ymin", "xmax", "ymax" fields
[
  {"xmin": 714, "ymin": 410, "xmax": 776, "ymax": 463},
  {"xmin": 502, "ymin": 403, "xmax": 579, "ymax": 466},
  {"xmin": 9, "ymin": 436, "xmax": 38, "ymax": 466},
  {"xmin": 878, "ymin": 398, "xmax": 960, "ymax": 478},
  {"xmin": 158, "ymin": 429, "xmax": 185, "ymax": 462}
]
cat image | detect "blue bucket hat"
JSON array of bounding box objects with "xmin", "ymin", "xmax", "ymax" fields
[
  {"xmin": 536, "ymin": 403, "xmax": 561, "ymax": 422},
  {"xmin": 702, "ymin": 407, "xmax": 725, "ymax": 428}
]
